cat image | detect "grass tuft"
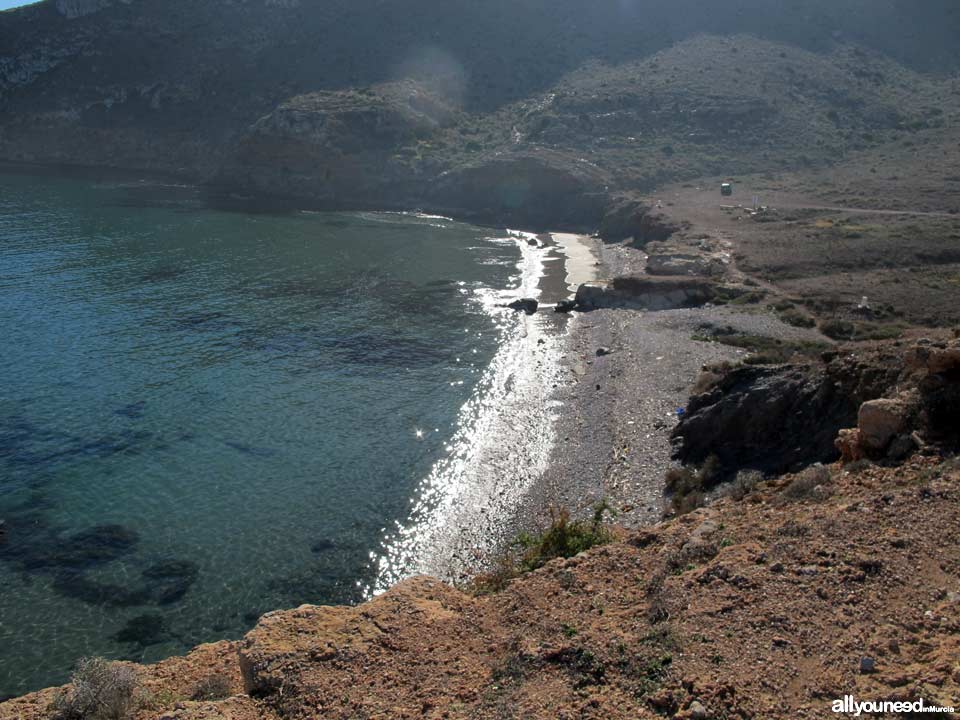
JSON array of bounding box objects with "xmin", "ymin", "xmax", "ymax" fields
[{"xmin": 470, "ymin": 502, "xmax": 614, "ymax": 595}]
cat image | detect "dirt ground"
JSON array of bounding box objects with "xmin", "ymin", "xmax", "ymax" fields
[{"xmin": 648, "ymin": 162, "xmax": 960, "ymax": 331}]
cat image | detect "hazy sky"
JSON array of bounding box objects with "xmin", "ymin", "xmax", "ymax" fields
[{"xmin": 0, "ymin": 0, "xmax": 39, "ymax": 10}]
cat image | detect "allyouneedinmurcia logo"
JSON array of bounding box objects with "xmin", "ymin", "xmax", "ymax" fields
[{"xmin": 832, "ymin": 695, "xmax": 955, "ymax": 716}]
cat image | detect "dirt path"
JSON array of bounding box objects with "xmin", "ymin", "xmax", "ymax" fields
[{"xmin": 774, "ymin": 203, "xmax": 958, "ymax": 218}]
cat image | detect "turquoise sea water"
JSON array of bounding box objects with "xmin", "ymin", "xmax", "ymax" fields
[{"xmin": 0, "ymin": 172, "xmax": 531, "ymax": 696}]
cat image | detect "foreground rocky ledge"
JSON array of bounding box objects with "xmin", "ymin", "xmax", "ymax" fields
[{"xmin": 3, "ymin": 452, "xmax": 958, "ymax": 719}]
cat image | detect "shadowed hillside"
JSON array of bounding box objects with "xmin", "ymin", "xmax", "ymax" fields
[{"xmin": 1, "ymin": 0, "xmax": 959, "ymax": 223}]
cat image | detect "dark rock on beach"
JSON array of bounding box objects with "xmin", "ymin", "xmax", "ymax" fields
[{"xmin": 508, "ymin": 298, "xmax": 539, "ymax": 315}]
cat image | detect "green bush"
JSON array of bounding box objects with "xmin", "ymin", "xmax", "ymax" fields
[
  {"xmin": 778, "ymin": 307, "xmax": 816, "ymax": 328},
  {"xmin": 515, "ymin": 502, "xmax": 614, "ymax": 574},
  {"xmin": 470, "ymin": 502, "xmax": 614, "ymax": 594}
]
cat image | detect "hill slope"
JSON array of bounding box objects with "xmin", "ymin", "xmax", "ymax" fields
[{"xmin": 1, "ymin": 1, "xmax": 959, "ymax": 226}]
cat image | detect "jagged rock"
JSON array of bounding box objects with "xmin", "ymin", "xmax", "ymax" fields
[
  {"xmin": 555, "ymin": 299, "xmax": 578, "ymax": 313},
  {"xmin": 906, "ymin": 342, "xmax": 960, "ymax": 375},
  {"xmin": 688, "ymin": 700, "xmax": 709, "ymax": 720},
  {"xmin": 836, "ymin": 428, "xmax": 864, "ymax": 464},
  {"xmin": 596, "ymin": 347, "xmax": 613, "ymax": 357},
  {"xmin": 508, "ymin": 298, "xmax": 539, "ymax": 315}
]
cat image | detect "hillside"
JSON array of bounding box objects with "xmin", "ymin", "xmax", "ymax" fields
[{"xmin": 1, "ymin": 1, "xmax": 959, "ymax": 227}]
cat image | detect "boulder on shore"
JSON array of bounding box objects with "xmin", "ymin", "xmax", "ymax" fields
[{"xmin": 507, "ymin": 298, "xmax": 538, "ymax": 315}]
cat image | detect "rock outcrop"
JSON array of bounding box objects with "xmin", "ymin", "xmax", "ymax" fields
[
  {"xmin": 674, "ymin": 351, "xmax": 903, "ymax": 475},
  {"xmin": 598, "ymin": 195, "xmax": 681, "ymax": 247},
  {"xmin": 836, "ymin": 338, "xmax": 960, "ymax": 462},
  {"xmin": 857, "ymin": 398, "xmax": 914, "ymax": 454},
  {"xmin": 644, "ymin": 240, "xmax": 728, "ymax": 278},
  {"xmin": 574, "ymin": 276, "xmax": 716, "ymax": 311},
  {"xmin": 427, "ymin": 149, "xmax": 610, "ymax": 230},
  {"xmin": 507, "ymin": 298, "xmax": 539, "ymax": 315}
]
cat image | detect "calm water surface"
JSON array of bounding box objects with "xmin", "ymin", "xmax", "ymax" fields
[{"xmin": 0, "ymin": 172, "xmax": 529, "ymax": 696}]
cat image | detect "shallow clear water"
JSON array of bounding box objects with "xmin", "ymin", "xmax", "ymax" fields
[{"xmin": 0, "ymin": 172, "xmax": 531, "ymax": 696}]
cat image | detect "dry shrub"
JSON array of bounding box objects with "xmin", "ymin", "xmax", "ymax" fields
[
  {"xmin": 50, "ymin": 657, "xmax": 139, "ymax": 720},
  {"xmin": 725, "ymin": 470, "xmax": 763, "ymax": 501},
  {"xmin": 782, "ymin": 464, "xmax": 832, "ymax": 501},
  {"xmin": 190, "ymin": 674, "xmax": 233, "ymax": 702}
]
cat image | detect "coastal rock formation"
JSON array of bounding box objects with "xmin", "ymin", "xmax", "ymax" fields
[
  {"xmin": 599, "ymin": 195, "xmax": 681, "ymax": 246},
  {"xmin": 836, "ymin": 338, "xmax": 960, "ymax": 462},
  {"xmin": 674, "ymin": 351, "xmax": 902, "ymax": 475},
  {"xmin": 574, "ymin": 276, "xmax": 716, "ymax": 311},
  {"xmin": 507, "ymin": 298, "xmax": 539, "ymax": 315},
  {"xmin": 427, "ymin": 150, "xmax": 610, "ymax": 229}
]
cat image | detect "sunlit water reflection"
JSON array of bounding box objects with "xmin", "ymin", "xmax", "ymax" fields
[{"xmin": 0, "ymin": 173, "xmax": 554, "ymax": 696}]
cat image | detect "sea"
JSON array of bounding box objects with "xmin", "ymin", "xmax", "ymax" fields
[{"xmin": 0, "ymin": 170, "xmax": 564, "ymax": 697}]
